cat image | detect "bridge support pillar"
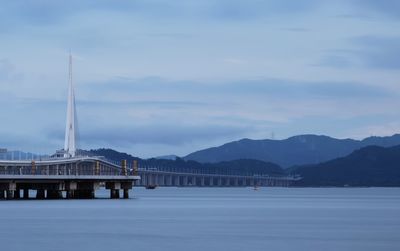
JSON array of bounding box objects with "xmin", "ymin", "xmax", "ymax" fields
[
  {"xmin": 121, "ymin": 182, "xmax": 132, "ymax": 199},
  {"xmin": 107, "ymin": 182, "xmax": 123, "ymax": 199},
  {"xmin": 0, "ymin": 190, "xmax": 4, "ymax": 200},
  {"xmin": 201, "ymin": 177, "xmax": 205, "ymax": 186},
  {"xmin": 210, "ymin": 177, "xmax": 215, "ymax": 187},
  {"xmin": 47, "ymin": 190, "xmax": 63, "ymax": 199},
  {"xmin": 1, "ymin": 182, "xmax": 16, "ymax": 199},
  {"xmin": 66, "ymin": 190, "xmax": 74, "ymax": 199},
  {"xmin": 166, "ymin": 175, "xmax": 172, "ymax": 186},
  {"xmin": 74, "ymin": 182, "xmax": 98, "ymax": 199},
  {"xmin": 110, "ymin": 189, "xmax": 119, "ymax": 199},
  {"xmin": 191, "ymin": 176, "xmax": 196, "ymax": 186},
  {"xmin": 23, "ymin": 189, "xmax": 29, "ymax": 199},
  {"xmin": 14, "ymin": 189, "xmax": 20, "ymax": 199},
  {"xmin": 6, "ymin": 190, "xmax": 14, "ymax": 200},
  {"xmin": 36, "ymin": 189, "xmax": 45, "ymax": 199},
  {"xmin": 174, "ymin": 176, "xmax": 179, "ymax": 186},
  {"xmin": 75, "ymin": 190, "xmax": 95, "ymax": 199},
  {"xmin": 183, "ymin": 176, "xmax": 188, "ymax": 186},
  {"xmin": 123, "ymin": 189, "xmax": 129, "ymax": 199},
  {"xmin": 66, "ymin": 182, "xmax": 77, "ymax": 199},
  {"xmin": 225, "ymin": 178, "xmax": 230, "ymax": 187}
]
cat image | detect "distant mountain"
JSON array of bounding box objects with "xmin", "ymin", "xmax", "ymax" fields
[
  {"xmin": 87, "ymin": 148, "xmax": 283, "ymax": 176},
  {"xmin": 184, "ymin": 134, "xmax": 400, "ymax": 168},
  {"xmin": 291, "ymin": 145, "xmax": 400, "ymax": 187},
  {"xmin": 87, "ymin": 146, "xmax": 400, "ymax": 186},
  {"xmin": 87, "ymin": 148, "xmax": 140, "ymax": 163}
]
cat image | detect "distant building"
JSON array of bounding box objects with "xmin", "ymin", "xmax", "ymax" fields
[{"xmin": 0, "ymin": 148, "xmax": 7, "ymax": 153}]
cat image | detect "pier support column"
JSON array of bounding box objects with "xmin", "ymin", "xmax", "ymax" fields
[
  {"xmin": 121, "ymin": 182, "xmax": 132, "ymax": 199},
  {"xmin": 47, "ymin": 190, "xmax": 63, "ymax": 199},
  {"xmin": 36, "ymin": 189, "xmax": 45, "ymax": 199},
  {"xmin": 0, "ymin": 190, "xmax": 4, "ymax": 200},
  {"xmin": 14, "ymin": 189, "xmax": 20, "ymax": 199},
  {"xmin": 74, "ymin": 190, "xmax": 95, "ymax": 199},
  {"xmin": 66, "ymin": 182, "xmax": 77, "ymax": 199},
  {"xmin": 75, "ymin": 182, "xmax": 98, "ymax": 199},
  {"xmin": 23, "ymin": 189, "xmax": 29, "ymax": 199},
  {"xmin": 217, "ymin": 178, "xmax": 222, "ymax": 187},
  {"xmin": 6, "ymin": 190, "xmax": 14, "ymax": 200},
  {"xmin": 107, "ymin": 182, "xmax": 128, "ymax": 199},
  {"xmin": 110, "ymin": 189, "xmax": 120, "ymax": 199},
  {"xmin": 66, "ymin": 190, "xmax": 74, "ymax": 199},
  {"xmin": 174, "ymin": 176, "xmax": 179, "ymax": 186},
  {"xmin": 123, "ymin": 189, "xmax": 129, "ymax": 199}
]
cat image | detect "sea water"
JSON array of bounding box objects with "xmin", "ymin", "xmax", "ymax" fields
[{"xmin": 0, "ymin": 187, "xmax": 399, "ymax": 251}]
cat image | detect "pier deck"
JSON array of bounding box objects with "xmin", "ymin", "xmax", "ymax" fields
[{"xmin": 0, "ymin": 157, "xmax": 140, "ymax": 200}]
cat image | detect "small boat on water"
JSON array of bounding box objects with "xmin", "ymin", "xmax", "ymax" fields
[
  {"xmin": 253, "ymin": 185, "xmax": 259, "ymax": 191},
  {"xmin": 145, "ymin": 185, "xmax": 158, "ymax": 189}
]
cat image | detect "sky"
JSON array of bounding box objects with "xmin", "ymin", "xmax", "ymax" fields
[{"xmin": 0, "ymin": 0, "xmax": 400, "ymax": 157}]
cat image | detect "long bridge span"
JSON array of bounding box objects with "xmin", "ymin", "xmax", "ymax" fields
[
  {"xmin": 138, "ymin": 169, "xmax": 299, "ymax": 187},
  {"xmin": 0, "ymin": 157, "xmax": 300, "ymax": 200}
]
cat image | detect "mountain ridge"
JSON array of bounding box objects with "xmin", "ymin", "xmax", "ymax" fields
[
  {"xmin": 291, "ymin": 144, "xmax": 400, "ymax": 186},
  {"xmin": 88, "ymin": 144, "xmax": 400, "ymax": 187},
  {"xmin": 184, "ymin": 134, "xmax": 400, "ymax": 168}
]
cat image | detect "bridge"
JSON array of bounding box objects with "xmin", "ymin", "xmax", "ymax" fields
[
  {"xmin": 139, "ymin": 170, "xmax": 299, "ymax": 187},
  {"xmin": 0, "ymin": 54, "xmax": 300, "ymax": 200},
  {"xmin": 0, "ymin": 157, "xmax": 300, "ymax": 200}
]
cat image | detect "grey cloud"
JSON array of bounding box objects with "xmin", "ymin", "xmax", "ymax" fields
[
  {"xmin": 317, "ymin": 36, "xmax": 400, "ymax": 70},
  {"xmin": 352, "ymin": 36, "xmax": 400, "ymax": 70},
  {"xmin": 281, "ymin": 27, "xmax": 310, "ymax": 32},
  {"xmin": 354, "ymin": 0, "xmax": 400, "ymax": 19},
  {"xmin": 316, "ymin": 55, "xmax": 353, "ymax": 69},
  {"xmin": 46, "ymin": 124, "xmax": 251, "ymax": 147},
  {"xmin": 1, "ymin": 0, "xmax": 322, "ymax": 28},
  {"xmin": 0, "ymin": 59, "xmax": 23, "ymax": 83},
  {"xmin": 205, "ymin": 0, "xmax": 321, "ymax": 20},
  {"xmin": 82, "ymin": 77, "xmax": 393, "ymax": 103}
]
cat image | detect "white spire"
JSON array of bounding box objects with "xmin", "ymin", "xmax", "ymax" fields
[{"xmin": 64, "ymin": 52, "xmax": 76, "ymax": 158}]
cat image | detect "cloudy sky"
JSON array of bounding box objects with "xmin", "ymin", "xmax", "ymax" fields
[{"xmin": 0, "ymin": 0, "xmax": 400, "ymax": 157}]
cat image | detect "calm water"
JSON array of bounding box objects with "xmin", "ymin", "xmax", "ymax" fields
[{"xmin": 0, "ymin": 187, "xmax": 399, "ymax": 251}]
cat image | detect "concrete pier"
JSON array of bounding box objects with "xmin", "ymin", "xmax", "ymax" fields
[
  {"xmin": 0, "ymin": 157, "xmax": 140, "ymax": 200},
  {"xmin": 6, "ymin": 190, "xmax": 13, "ymax": 200},
  {"xmin": 36, "ymin": 189, "xmax": 45, "ymax": 199},
  {"xmin": 23, "ymin": 189, "xmax": 29, "ymax": 199},
  {"xmin": 123, "ymin": 189, "xmax": 129, "ymax": 199}
]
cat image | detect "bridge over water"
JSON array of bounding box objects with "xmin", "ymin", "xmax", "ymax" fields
[
  {"xmin": 0, "ymin": 54, "xmax": 300, "ymax": 200},
  {"xmin": 138, "ymin": 170, "xmax": 299, "ymax": 187},
  {"xmin": 0, "ymin": 156, "xmax": 300, "ymax": 200}
]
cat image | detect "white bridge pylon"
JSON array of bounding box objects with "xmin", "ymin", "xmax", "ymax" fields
[{"xmin": 64, "ymin": 53, "xmax": 76, "ymax": 158}]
